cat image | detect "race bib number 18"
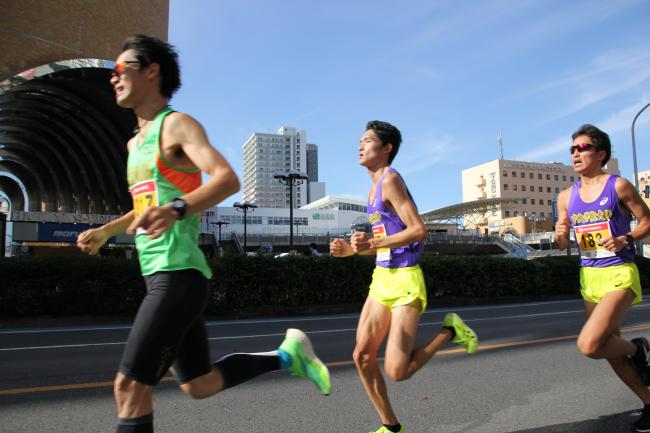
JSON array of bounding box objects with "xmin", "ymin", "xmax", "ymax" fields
[
  {"xmin": 574, "ymin": 221, "xmax": 615, "ymax": 259},
  {"xmin": 372, "ymin": 224, "xmax": 392, "ymax": 262}
]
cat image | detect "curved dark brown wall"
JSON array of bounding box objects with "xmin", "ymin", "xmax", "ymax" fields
[{"xmin": 0, "ymin": 0, "xmax": 169, "ymax": 214}]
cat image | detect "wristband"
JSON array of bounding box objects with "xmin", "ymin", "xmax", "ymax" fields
[{"xmin": 369, "ymin": 237, "xmax": 376, "ymax": 250}]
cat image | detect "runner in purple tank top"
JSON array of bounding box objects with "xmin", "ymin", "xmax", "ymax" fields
[
  {"xmin": 555, "ymin": 124, "xmax": 650, "ymax": 432},
  {"xmin": 330, "ymin": 121, "xmax": 478, "ymax": 433}
]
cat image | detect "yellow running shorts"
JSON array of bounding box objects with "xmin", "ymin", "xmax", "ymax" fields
[
  {"xmin": 368, "ymin": 265, "xmax": 427, "ymax": 314},
  {"xmin": 580, "ymin": 262, "xmax": 642, "ymax": 305}
]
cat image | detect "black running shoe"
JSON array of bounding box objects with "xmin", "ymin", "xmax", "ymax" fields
[
  {"xmin": 632, "ymin": 337, "xmax": 650, "ymax": 385},
  {"xmin": 633, "ymin": 405, "xmax": 650, "ymax": 433}
]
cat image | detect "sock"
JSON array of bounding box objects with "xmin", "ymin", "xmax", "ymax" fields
[
  {"xmin": 213, "ymin": 351, "xmax": 281, "ymax": 389},
  {"xmin": 277, "ymin": 348, "xmax": 292, "ymax": 370},
  {"xmin": 383, "ymin": 423, "xmax": 402, "ymax": 432},
  {"xmin": 116, "ymin": 413, "xmax": 153, "ymax": 433},
  {"xmin": 443, "ymin": 326, "xmax": 456, "ymax": 340}
]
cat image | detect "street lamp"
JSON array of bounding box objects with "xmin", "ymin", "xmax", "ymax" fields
[
  {"xmin": 233, "ymin": 201, "xmax": 257, "ymax": 252},
  {"xmin": 631, "ymin": 102, "xmax": 649, "ymax": 256},
  {"xmin": 210, "ymin": 220, "xmax": 229, "ymax": 247},
  {"xmin": 273, "ymin": 170, "xmax": 309, "ymax": 248}
]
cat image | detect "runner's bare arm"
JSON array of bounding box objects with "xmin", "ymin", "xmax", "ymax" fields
[
  {"xmin": 163, "ymin": 112, "xmax": 240, "ymax": 214},
  {"xmin": 77, "ymin": 210, "xmax": 135, "ymax": 255},
  {"xmin": 126, "ymin": 113, "xmax": 240, "ymax": 238},
  {"xmin": 554, "ymin": 188, "xmax": 571, "ymax": 251},
  {"xmin": 601, "ymin": 177, "xmax": 650, "ymax": 250},
  {"xmin": 373, "ymin": 172, "xmax": 426, "ymax": 250}
]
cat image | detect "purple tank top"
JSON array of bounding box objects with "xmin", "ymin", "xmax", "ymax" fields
[
  {"xmin": 367, "ymin": 168, "xmax": 422, "ymax": 268},
  {"xmin": 568, "ymin": 174, "xmax": 635, "ymax": 267}
]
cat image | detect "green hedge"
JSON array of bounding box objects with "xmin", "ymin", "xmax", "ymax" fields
[{"xmin": 1, "ymin": 254, "xmax": 648, "ymax": 318}]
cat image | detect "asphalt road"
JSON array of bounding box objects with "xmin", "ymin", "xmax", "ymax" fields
[{"xmin": 1, "ymin": 298, "xmax": 650, "ymax": 433}]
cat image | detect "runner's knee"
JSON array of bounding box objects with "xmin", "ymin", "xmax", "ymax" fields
[
  {"xmin": 384, "ymin": 362, "xmax": 410, "ymax": 382},
  {"xmin": 353, "ymin": 347, "xmax": 376, "ymax": 369},
  {"xmin": 577, "ymin": 335, "xmax": 601, "ymax": 358}
]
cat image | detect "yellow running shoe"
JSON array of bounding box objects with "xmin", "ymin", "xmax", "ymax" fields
[
  {"xmin": 279, "ymin": 328, "xmax": 331, "ymax": 395},
  {"xmin": 442, "ymin": 312, "xmax": 479, "ymax": 354}
]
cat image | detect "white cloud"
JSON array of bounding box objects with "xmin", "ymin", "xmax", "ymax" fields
[
  {"xmin": 515, "ymin": 97, "xmax": 650, "ymax": 162},
  {"xmin": 398, "ymin": 134, "xmax": 457, "ymax": 174}
]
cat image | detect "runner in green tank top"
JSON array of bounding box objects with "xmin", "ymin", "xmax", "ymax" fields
[
  {"xmin": 126, "ymin": 105, "xmax": 211, "ymax": 279},
  {"xmin": 76, "ymin": 35, "xmax": 330, "ymax": 433}
]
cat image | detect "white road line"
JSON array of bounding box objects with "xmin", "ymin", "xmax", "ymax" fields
[
  {"xmin": 0, "ymin": 298, "xmax": 618, "ymax": 335},
  {"xmin": 3, "ymin": 305, "xmax": 649, "ymax": 352}
]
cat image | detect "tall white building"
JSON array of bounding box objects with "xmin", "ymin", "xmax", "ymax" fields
[
  {"xmin": 242, "ymin": 127, "xmax": 309, "ymax": 208},
  {"xmin": 243, "ymin": 127, "xmax": 326, "ymax": 208}
]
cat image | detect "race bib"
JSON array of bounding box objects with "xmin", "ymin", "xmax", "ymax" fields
[
  {"xmin": 574, "ymin": 221, "xmax": 615, "ymax": 259},
  {"xmin": 129, "ymin": 180, "xmax": 159, "ymax": 218},
  {"xmin": 372, "ymin": 224, "xmax": 391, "ymax": 262}
]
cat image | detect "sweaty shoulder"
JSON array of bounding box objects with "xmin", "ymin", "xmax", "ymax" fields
[
  {"xmin": 382, "ymin": 170, "xmax": 409, "ymax": 200},
  {"xmin": 614, "ymin": 175, "xmax": 636, "ymax": 199},
  {"xmin": 163, "ymin": 111, "xmax": 201, "ymax": 134}
]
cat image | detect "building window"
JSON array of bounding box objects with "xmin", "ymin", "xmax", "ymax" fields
[
  {"xmin": 531, "ymin": 199, "xmax": 536, "ymax": 204},
  {"xmin": 512, "ymin": 171, "xmax": 516, "ymax": 177},
  {"xmin": 504, "ymin": 184, "xmax": 509, "ymax": 190},
  {"xmin": 520, "ymin": 172, "xmax": 525, "ymax": 178},
  {"xmin": 547, "ymin": 187, "xmax": 551, "ymax": 193},
  {"xmin": 547, "ymin": 199, "xmax": 552, "ymax": 205},
  {"xmin": 538, "ymin": 186, "xmax": 543, "ymax": 192},
  {"xmin": 570, "ymin": 176, "xmax": 575, "ymax": 182},
  {"xmin": 513, "ymin": 185, "xmax": 518, "ymax": 191},
  {"xmin": 522, "ymin": 185, "xmax": 526, "ymax": 191},
  {"xmin": 514, "ymin": 211, "xmax": 519, "ymax": 217},
  {"xmin": 522, "ymin": 198, "xmax": 527, "ymax": 204},
  {"xmin": 555, "ymin": 187, "xmax": 560, "ymax": 193},
  {"xmin": 505, "ymin": 211, "xmax": 510, "ymax": 217},
  {"xmin": 529, "ymin": 173, "xmax": 534, "ymax": 179},
  {"xmin": 503, "ymin": 170, "xmax": 508, "ymax": 177},
  {"xmin": 538, "ymin": 173, "xmax": 542, "ymax": 180},
  {"xmin": 562, "ymin": 175, "xmax": 567, "ymax": 181},
  {"xmin": 540, "ymin": 212, "xmax": 545, "ymax": 217},
  {"xmin": 546, "ymin": 174, "xmax": 551, "ymax": 180},
  {"xmin": 554, "ymin": 175, "xmax": 559, "ymax": 181}
]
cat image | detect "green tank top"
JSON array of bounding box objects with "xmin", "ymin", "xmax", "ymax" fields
[{"xmin": 127, "ymin": 107, "xmax": 212, "ymax": 279}]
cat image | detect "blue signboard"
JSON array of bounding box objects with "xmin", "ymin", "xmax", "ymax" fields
[{"xmin": 37, "ymin": 223, "xmax": 116, "ymax": 243}]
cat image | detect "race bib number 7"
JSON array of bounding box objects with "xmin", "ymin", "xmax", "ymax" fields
[
  {"xmin": 129, "ymin": 180, "xmax": 160, "ymax": 219},
  {"xmin": 574, "ymin": 221, "xmax": 615, "ymax": 259}
]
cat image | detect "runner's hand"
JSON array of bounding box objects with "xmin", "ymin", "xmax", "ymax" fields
[
  {"xmin": 554, "ymin": 217, "xmax": 571, "ymax": 240},
  {"xmin": 350, "ymin": 231, "xmax": 372, "ymax": 253},
  {"xmin": 76, "ymin": 228, "xmax": 109, "ymax": 255},
  {"xmin": 598, "ymin": 235, "xmax": 627, "ymax": 252},
  {"xmin": 127, "ymin": 205, "xmax": 178, "ymax": 239},
  {"xmin": 330, "ymin": 238, "xmax": 355, "ymax": 257}
]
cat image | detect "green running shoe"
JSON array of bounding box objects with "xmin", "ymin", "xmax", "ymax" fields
[
  {"xmin": 370, "ymin": 426, "xmax": 406, "ymax": 433},
  {"xmin": 279, "ymin": 328, "xmax": 331, "ymax": 395},
  {"xmin": 442, "ymin": 312, "xmax": 478, "ymax": 354}
]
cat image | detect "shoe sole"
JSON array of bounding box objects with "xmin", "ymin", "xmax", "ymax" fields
[{"xmin": 286, "ymin": 328, "xmax": 331, "ymax": 395}]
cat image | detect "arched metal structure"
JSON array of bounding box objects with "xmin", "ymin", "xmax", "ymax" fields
[
  {"xmin": 420, "ymin": 197, "xmax": 524, "ymax": 229},
  {"xmin": 0, "ymin": 59, "xmax": 136, "ymax": 214}
]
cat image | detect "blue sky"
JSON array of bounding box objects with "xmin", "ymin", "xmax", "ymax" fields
[{"xmin": 168, "ymin": 0, "xmax": 650, "ymax": 212}]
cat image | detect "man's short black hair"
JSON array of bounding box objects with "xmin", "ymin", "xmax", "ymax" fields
[
  {"xmin": 572, "ymin": 124, "xmax": 611, "ymax": 167},
  {"xmin": 122, "ymin": 34, "xmax": 181, "ymax": 99},
  {"xmin": 366, "ymin": 120, "xmax": 402, "ymax": 164}
]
